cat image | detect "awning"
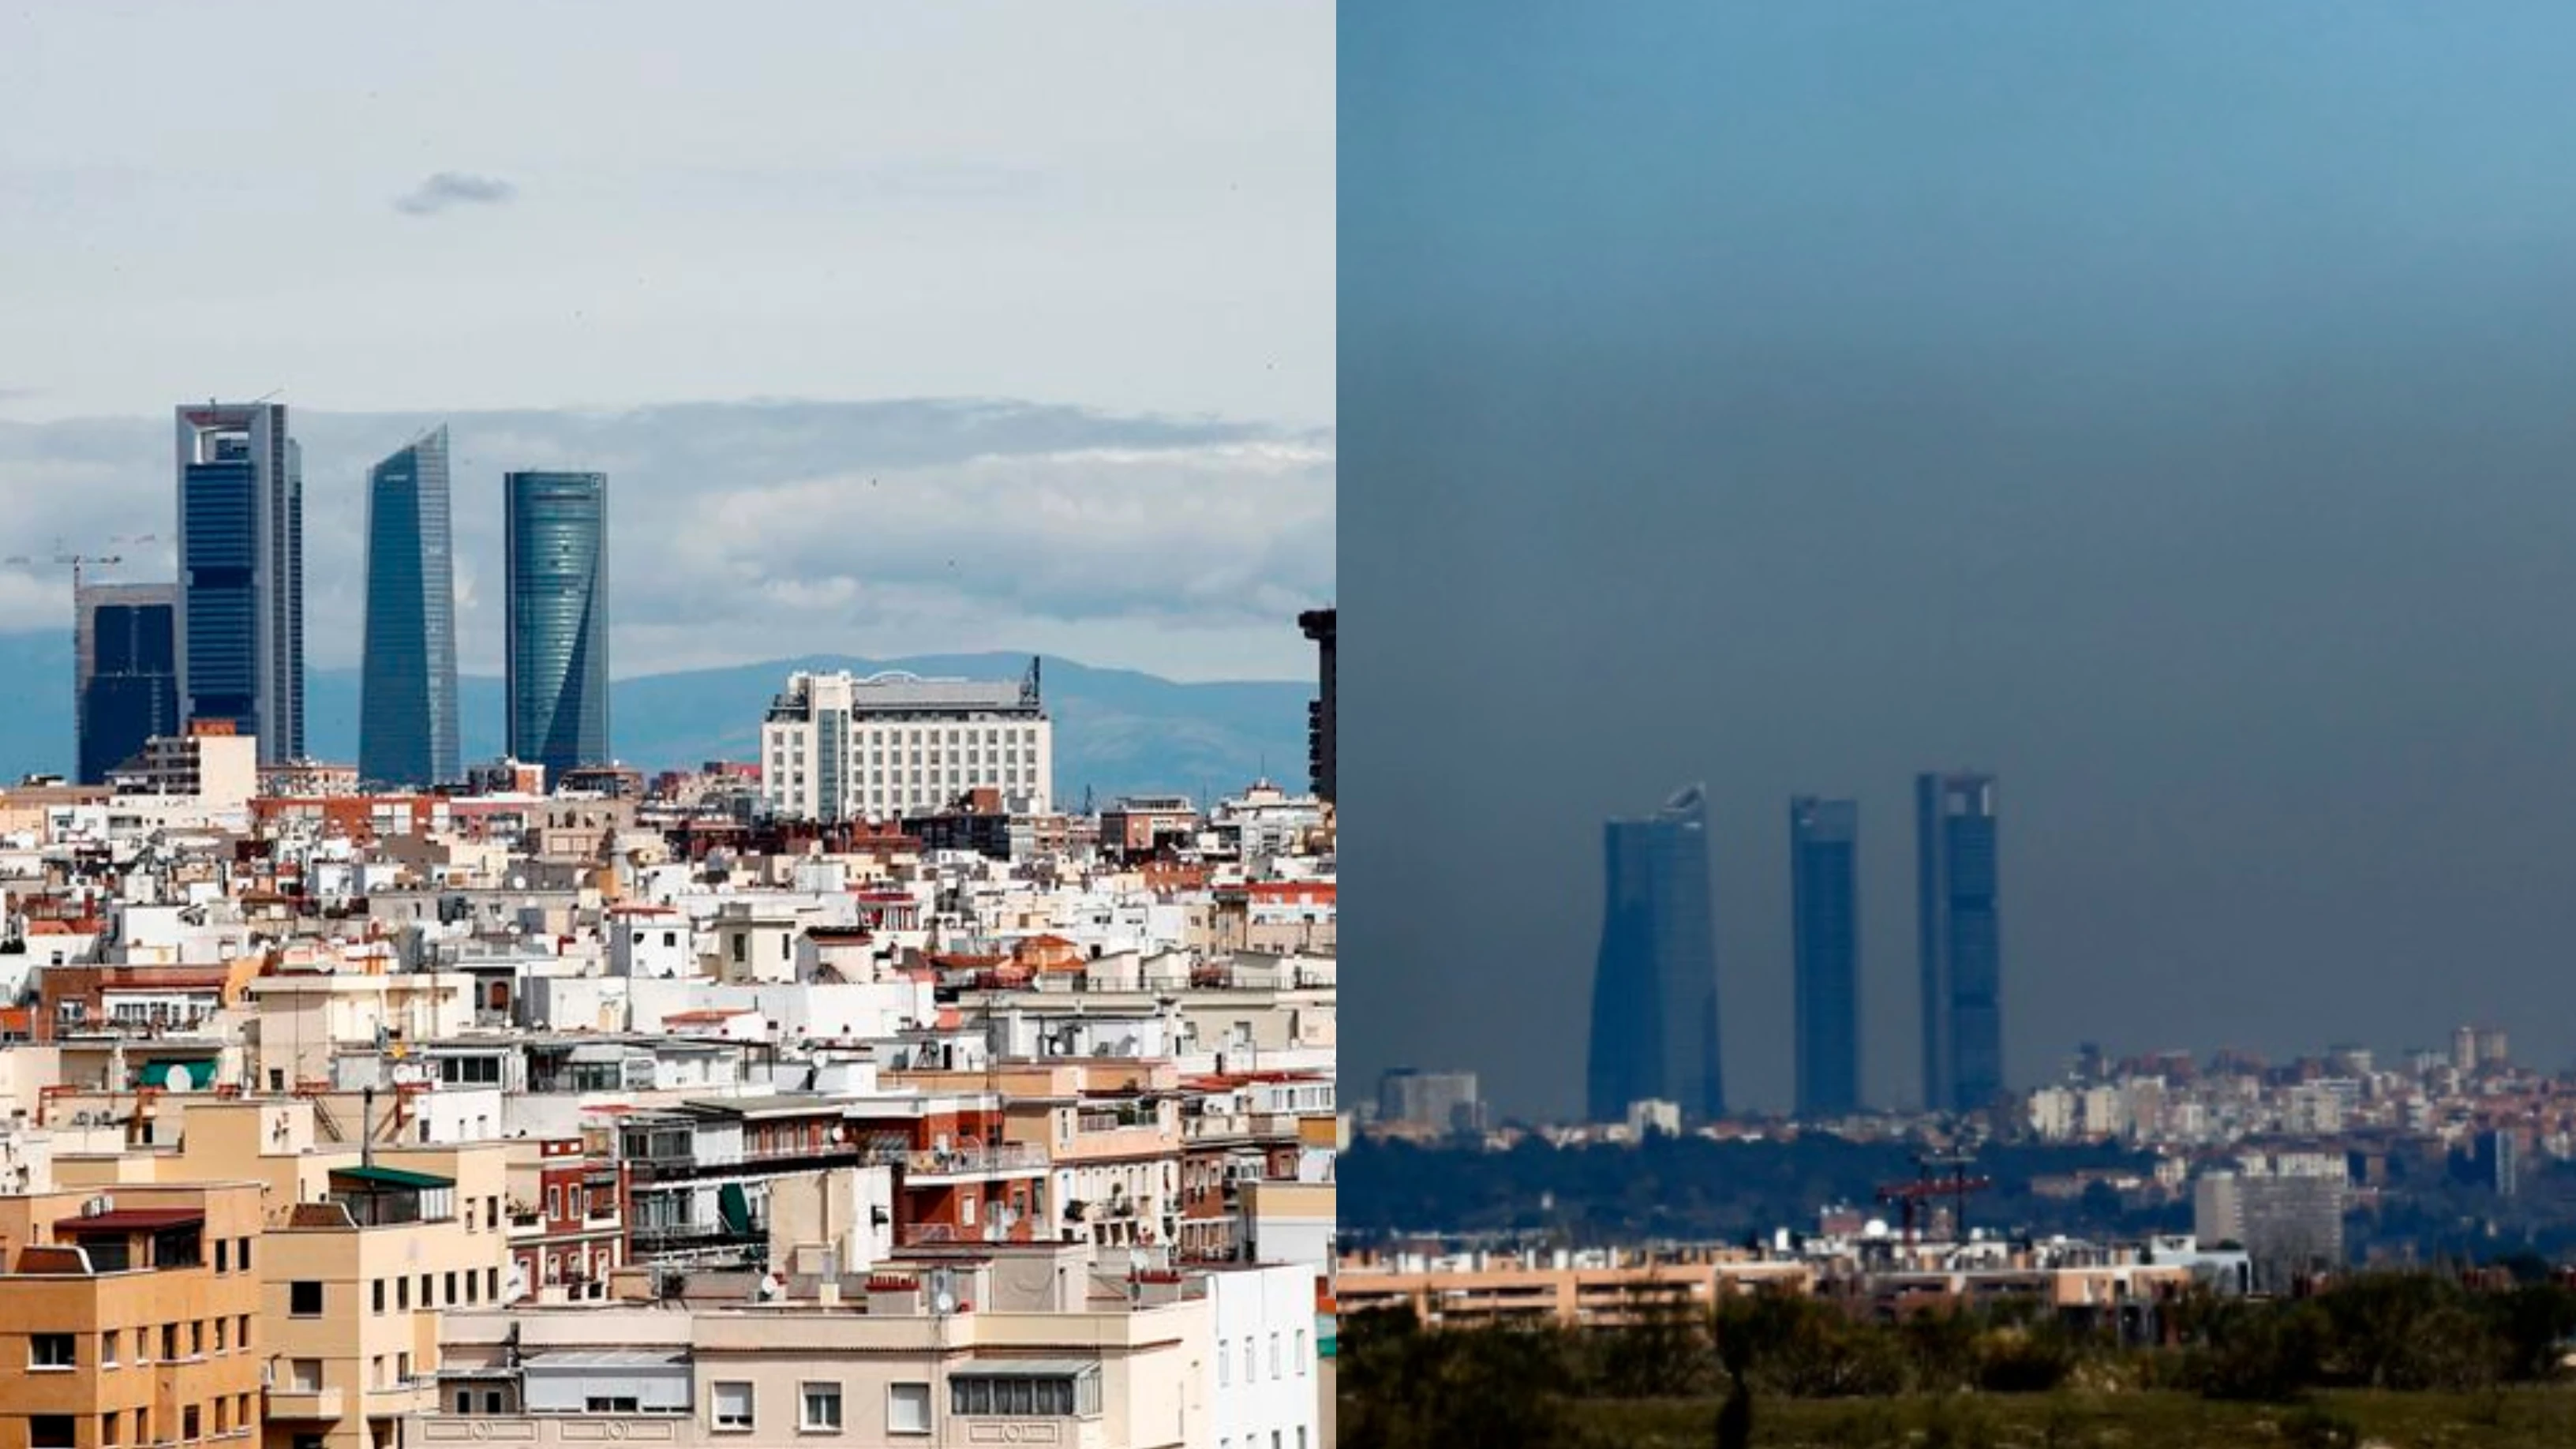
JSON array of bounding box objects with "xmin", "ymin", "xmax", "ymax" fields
[
  {"xmin": 328, "ymin": 1164, "xmax": 455, "ymax": 1190},
  {"xmin": 717, "ymin": 1182, "xmax": 752, "ymax": 1234},
  {"xmin": 145, "ymin": 1061, "xmax": 216, "ymax": 1091}
]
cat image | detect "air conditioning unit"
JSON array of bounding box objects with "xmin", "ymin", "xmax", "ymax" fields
[{"xmin": 82, "ymin": 1195, "xmax": 112, "ymax": 1217}]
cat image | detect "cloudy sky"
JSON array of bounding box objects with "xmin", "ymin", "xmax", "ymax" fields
[
  {"xmin": 1346, "ymin": 2, "xmax": 2576, "ymax": 1117},
  {"xmin": 0, "ymin": 2, "xmax": 1333, "ymax": 680}
]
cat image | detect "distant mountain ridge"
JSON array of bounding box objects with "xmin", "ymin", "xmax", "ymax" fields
[{"xmin": 0, "ymin": 632, "xmax": 1309, "ymax": 806}]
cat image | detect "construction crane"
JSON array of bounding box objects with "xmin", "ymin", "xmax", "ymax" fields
[
  {"xmin": 4, "ymin": 538, "xmax": 135, "ymax": 593},
  {"xmin": 1874, "ymin": 1147, "xmax": 1993, "ymax": 1248}
]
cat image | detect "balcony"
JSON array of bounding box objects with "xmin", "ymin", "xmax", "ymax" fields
[
  {"xmin": 875, "ymin": 1142, "xmax": 1044, "ymax": 1179},
  {"xmin": 266, "ymin": 1386, "xmax": 345, "ymax": 1419}
]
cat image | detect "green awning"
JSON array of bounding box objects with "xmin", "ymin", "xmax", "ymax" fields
[
  {"xmin": 718, "ymin": 1182, "xmax": 752, "ymax": 1234},
  {"xmin": 147, "ymin": 1061, "xmax": 215, "ymax": 1090},
  {"xmin": 329, "ymin": 1164, "xmax": 455, "ymax": 1190}
]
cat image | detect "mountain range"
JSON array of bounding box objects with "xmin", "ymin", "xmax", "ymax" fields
[{"xmin": 0, "ymin": 631, "xmax": 1312, "ymax": 806}]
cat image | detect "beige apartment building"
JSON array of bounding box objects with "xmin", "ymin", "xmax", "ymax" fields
[
  {"xmin": 1338, "ymin": 1247, "xmax": 1814, "ymax": 1328},
  {"xmin": 403, "ymin": 1244, "xmax": 1211, "ymax": 1449},
  {"xmin": 45, "ymin": 1103, "xmax": 511, "ymax": 1449},
  {"xmin": 0, "ymin": 1181, "xmax": 267, "ymax": 1449}
]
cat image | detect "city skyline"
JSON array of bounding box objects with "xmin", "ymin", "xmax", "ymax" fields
[{"xmin": 359, "ymin": 425, "xmax": 462, "ymax": 786}]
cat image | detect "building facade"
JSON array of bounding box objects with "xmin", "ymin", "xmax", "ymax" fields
[
  {"xmin": 74, "ymin": 584, "xmax": 178, "ymax": 785},
  {"xmin": 1585, "ymin": 784, "xmax": 1724, "ymax": 1124},
  {"xmin": 503, "ymin": 472, "xmax": 610, "ymax": 784},
  {"xmin": 360, "ymin": 427, "xmax": 462, "ymax": 788},
  {"xmin": 175, "ymin": 401, "xmax": 304, "ymax": 764},
  {"xmin": 760, "ymin": 668, "xmax": 1052, "ymax": 823},
  {"xmin": 1790, "ymin": 796, "xmax": 1862, "ymax": 1118},
  {"xmin": 1918, "ymin": 771, "xmax": 2004, "ymax": 1114}
]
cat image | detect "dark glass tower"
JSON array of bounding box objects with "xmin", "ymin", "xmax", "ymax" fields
[
  {"xmin": 76, "ymin": 583, "xmax": 178, "ymax": 784},
  {"xmin": 1918, "ymin": 772, "xmax": 2003, "ymax": 1113},
  {"xmin": 504, "ymin": 470, "xmax": 611, "ymax": 782},
  {"xmin": 360, "ymin": 426, "xmax": 462, "ymax": 787},
  {"xmin": 1586, "ymin": 784, "xmax": 1724, "ymax": 1123},
  {"xmin": 175, "ymin": 402, "xmax": 303, "ymax": 763},
  {"xmin": 1791, "ymin": 796, "xmax": 1861, "ymax": 1118}
]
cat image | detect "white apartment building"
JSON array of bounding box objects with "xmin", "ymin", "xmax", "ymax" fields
[{"xmin": 760, "ymin": 667, "xmax": 1054, "ymax": 823}]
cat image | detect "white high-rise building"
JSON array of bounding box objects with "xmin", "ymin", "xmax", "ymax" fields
[{"xmin": 760, "ymin": 664, "xmax": 1054, "ymax": 822}]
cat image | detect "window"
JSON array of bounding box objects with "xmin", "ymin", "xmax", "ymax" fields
[
  {"xmin": 421, "ymin": 1273, "xmax": 434, "ymax": 1307},
  {"xmin": 291, "ymin": 1281, "xmax": 323, "ymax": 1316},
  {"xmin": 887, "ymin": 1384, "xmax": 931, "ymax": 1435},
  {"xmin": 161, "ymin": 1326, "xmax": 177, "ymax": 1361},
  {"xmin": 215, "ymin": 1239, "xmax": 229, "ymax": 1272},
  {"xmin": 586, "ymin": 1397, "xmax": 641, "ymax": 1413},
  {"xmin": 949, "ymin": 1375, "xmax": 1091, "ymax": 1417},
  {"xmin": 1218, "ymin": 1339, "xmax": 1230, "ymax": 1387},
  {"xmin": 1242, "ymin": 1340, "xmax": 1254, "ymax": 1383},
  {"xmin": 214, "ymin": 1318, "xmax": 227, "ymax": 1353},
  {"xmin": 189, "ymin": 1320, "xmax": 203, "ymax": 1357},
  {"xmin": 29, "ymin": 1333, "xmax": 74, "ymax": 1368},
  {"xmin": 396, "ymin": 1277, "xmax": 409, "ymax": 1312},
  {"xmin": 238, "ymin": 1315, "xmax": 252, "ymax": 1350},
  {"xmin": 1271, "ymin": 1331, "xmax": 1282, "ymax": 1378},
  {"xmin": 712, "ymin": 1381, "xmax": 754, "ymax": 1431},
  {"xmin": 800, "ymin": 1382, "xmax": 843, "ymax": 1432},
  {"xmin": 182, "ymin": 1407, "xmax": 200, "ymax": 1442},
  {"xmin": 466, "ymin": 1272, "xmax": 480, "ymax": 1305},
  {"xmin": 546, "ymin": 1187, "xmax": 561, "ymax": 1219},
  {"xmin": 289, "ymin": 1359, "xmax": 322, "ymax": 1392},
  {"xmin": 446, "ymin": 1271, "xmax": 459, "ymax": 1305},
  {"xmin": 238, "ymin": 1237, "xmax": 252, "ymax": 1271},
  {"xmin": 399, "ymin": 1352, "xmax": 413, "ymax": 1383},
  {"xmin": 102, "ymin": 1411, "xmax": 121, "ymax": 1447},
  {"xmin": 1295, "ymin": 1330, "xmax": 1308, "ymax": 1376},
  {"xmin": 484, "ymin": 1392, "xmax": 505, "ymax": 1414},
  {"xmin": 456, "ymin": 1391, "xmax": 473, "ymax": 1414},
  {"xmin": 103, "ymin": 1330, "xmax": 120, "ymax": 1365},
  {"xmin": 29, "ymin": 1416, "xmax": 74, "ymax": 1449},
  {"xmin": 488, "ymin": 1267, "xmax": 500, "ymax": 1300}
]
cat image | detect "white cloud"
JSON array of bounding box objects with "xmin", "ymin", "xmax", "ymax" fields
[{"xmin": 0, "ymin": 399, "xmax": 1334, "ymax": 682}]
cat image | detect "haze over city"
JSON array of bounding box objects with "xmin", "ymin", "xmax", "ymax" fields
[{"xmin": 1344, "ymin": 2, "xmax": 2576, "ymax": 1120}]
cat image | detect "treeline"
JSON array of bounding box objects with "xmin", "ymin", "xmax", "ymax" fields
[
  {"xmin": 1337, "ymin": 1271, "xmax": 2576, "ymax": 1449},
  {"xmin": 1342, "ymin": 1133, "xmax": 2173, "ymax": 1243}
]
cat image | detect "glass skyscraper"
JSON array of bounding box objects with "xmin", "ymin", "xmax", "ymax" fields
[
  {"xmin": 76, "ymin": 583, "xmax": 178, "ymax": 784},
  {"xmin": 1585, "ymin": 784, "xmax": 1724, "ymax": 1124},
  {"xmin": 504, "ymin": 470, "xmax": 611, "ymax": 782},
  {"xmin": 1918, "ymin": 771, "xmax": 2004, "ymax": 1113},
  {"xmin": 359, "ymin": 426, "xmax": 462, "ymax": 787},
  {"xmin": 1791, "ymin": 796, "xmax": 1861, "ymax": 1118},
  {"xmin": 175, "ymin": 402, "xmax": 303, "ymax": 763}
]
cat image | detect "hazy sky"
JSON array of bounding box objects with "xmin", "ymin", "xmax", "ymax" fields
[
  {"xmin": 0, "ymin": 2, "xmax": 1332, "ymax": 680},
  {"xmin": 1345, "ymin": 2, "xmax": 2576, "ymax": 1119}
]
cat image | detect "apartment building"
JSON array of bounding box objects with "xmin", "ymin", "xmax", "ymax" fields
[
  {"xmin": 398, "ymin": 1245, "xmax": 1298, "ymax": 1449},
  {"xmin": 759, "ymin": 667, "xmax": 1053, "ymax": 822},
  {"xmin": 0, "ymin": 1182, "xmax": 266, "ymax": 1449}
]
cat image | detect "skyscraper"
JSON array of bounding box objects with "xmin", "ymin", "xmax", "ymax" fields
[
  {"xmin": 1918, "ymin": 771, "xmax": 2003, "ymax": 1113},
  {"xmin": 504, "ymin": 470, "xmax": 611, "ymax": 782},
  {"xmin": 75, "ymin": 583, "xmax": 178, "ymax": 784},
  {"xmin": 1586, "ymin": 784, "xmax": 1724, "ymax": 1124},
  {"xmin": 1298, "ymin": 607, "xmax": 1335, "ymax": 803},
  {"xmin": 360, "ymin": 426, "xmax": 462, "ymax": 787},
  {"xmin": 174, "ymin": 402, "xmax": 303, "ymax": 763},
  {"xmin": 1791, "ymin": 796, "xmax": 1861, "ymax": 1118}
]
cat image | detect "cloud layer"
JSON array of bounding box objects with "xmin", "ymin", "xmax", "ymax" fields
[
  {"xmin": 0, "ymin": 399, "xmax": 1335, "ymax": 681},
  {"xmin": 393, "ymin": 171, "xmax": 518, "ymax": 216}
]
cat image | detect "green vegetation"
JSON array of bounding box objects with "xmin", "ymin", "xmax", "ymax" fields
[{"xmin": 1336, "ymin": 1271, "xmax": 2576, "ymax": 1449}]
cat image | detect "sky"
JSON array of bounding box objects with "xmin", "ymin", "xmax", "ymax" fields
[
  {"xmin": 0, "ymin": 1, "xmax": 1333, "ymax": 681},
  {"xmin": 1343, "ymin": 2, "xmax": 2576, "ymax": 1119}
]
